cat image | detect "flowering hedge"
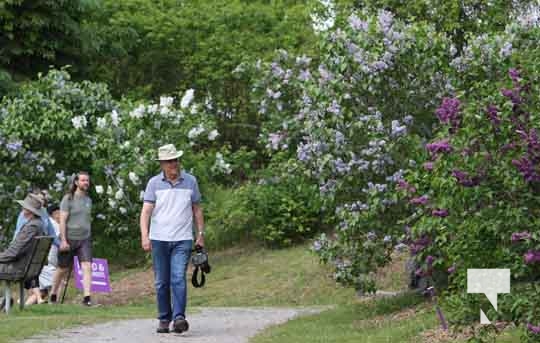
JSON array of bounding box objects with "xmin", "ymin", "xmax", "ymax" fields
[
  {"xmin": 402, "ymin": 26, "xmax": 540, "ymax": 337},
  {"xmin": 254, "ymin": 4, "xmax": 540, "ymax": 338},
  {"xmin": 252, "ymin": 9, "xmax": 451, "ymax": 291},
  {"xmin": 0, "ymin": 69, "xmax": 233, "ymax": 258}
]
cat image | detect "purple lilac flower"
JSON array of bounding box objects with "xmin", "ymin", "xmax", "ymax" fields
[
  {"xmin": 501, "ymin": 88, "xmax": 521, "ymax": 104},
  {"xmin": 312, "ymin": 240, "xmax": 323, "ymax": 252},
  {"xmin": 378, "ymin": 10, "xmax": 394, "ymax": 33},
  {"xmin": 501, "ymin": 142, "xmax": 517, "ymax": 154},
  {"xmin": 298, "ymin": 69, "xmax": 311, "ymax": 82},
  {"xmin": 485, "ymin": 105, "xmax": 501, "ymax": 126},
  {"xmin": 403, "ymin": 115, "xmax": 414, "ymax": 125},
  {"xmin": 452, "ymin": 170, "xmax": 480, "ymax": 187},
  {"xmin": 348, "ymin": 14, "xmax": 368, "ymax": 31},
  {"xmin": 6, "ymin": 140, "xmax": 23, "ymax": 152},
  {"xmin": 432, "ymin": 209, "xmax": 449, "ymax": 217},
  {"xmin": 318, "ymin": 64, "xmax": 332, "ymax": 83},
  {"xmin": 524, "ymin": 250, "xmax": 540, "ymax": 264},
  {"xmin": 271, "ymin": 62, "xmax": 284, "ymax": 78},
  {"xmin": 423, "ymin": 162, "xmax": 434, "ymax": 171},
  {"xmin": 511, "ymin": 231, "xmax": 532, "ymax": 243},
  {"xmin": 327, "ymin": 100, "xmax": 341, "ymax": 115},
  {"xmin": 512, "ymin": 158, "xmax": 540, "ymax": 182},
  {"xmin": 509, "ymin": 68, "xmax": 520, "ymax": 83},
  {"xmin": 435, "ymin": 97, "xmax": 461, "ymax": 127},
  {"xmin": 104, "ymin": 165, "xmax": 114, "ymax": 176},
  {"xmin": 268, "ymin": 133, "xmax": 284, "ymax": 150},
  {"xmin": 426, "ymin": 255, "xmax": 435, "ymax": 265},
  {"xmin": 426, "ymin": 139, "xmax": 452, "ymax": 155},
  {"xmin": 447, "ymin": 265, "xmax": 456, "ymax": 274},
  {"xmin": 410, "ymin": 195, "xmax": 429, "ymax": 205},
  {"xmin": 527, "ymin": 323, "xmax": 540, "ymax": 335},
  {"xmin": 409, "ymin": 236, "xmax": 432, "ymax": 255},
  {"xmin": 391, "ymin": 120, "xmax": 407, "ymax": 137}
]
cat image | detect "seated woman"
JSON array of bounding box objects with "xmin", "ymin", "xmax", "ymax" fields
[
  {"xmin": 25, "ymin": 203, "xmax": 61, "ymax": 305},
  {"xmin": 0, "ymin": 194, "xmax": 44, "ymax": 277}
]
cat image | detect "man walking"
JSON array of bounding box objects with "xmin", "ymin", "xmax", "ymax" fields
[
  {"xmin": 140, "ymin": 144, "xmax": 205, "ymax": 334},
  {"xmin": 49, "ymin": 171, "xmax": 93, "ymax": 306}
]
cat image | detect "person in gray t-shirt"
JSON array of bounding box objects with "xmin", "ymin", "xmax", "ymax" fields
[{"xmin": 49, "ymin": 171, "xmax": 94, "ymax": 306}]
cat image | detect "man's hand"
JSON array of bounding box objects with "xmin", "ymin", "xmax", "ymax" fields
[
  {"xmin": 141, "ymin": 237, "xmax": 152, "ymax": 252},
  {"xmin": 195, "ymin": 232, "xmax": 205, "ymax": 248},
  {"xmin": 59, "ymin": 240, "xmax": 70, "ymax": 252}
]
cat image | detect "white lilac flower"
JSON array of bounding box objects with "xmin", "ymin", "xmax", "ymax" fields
[
  {"xmin": 115, "ymin": 189, "xmax": 124, "ymax": 200},
  {"xmin": 500, "ymin": 42, "xmax": 513, "ymax": 58},
  {"xmin": 311, "ymin": 0, "xmax": 335, "ymax": 33},
  {"xmin": 96, "ymin": 213, "xmax": 106, "ymax": 220},
  {"xmin": 160, "ymin": 96, "xmax": 174, "ymax": 108},
  {"xmin": 160, "ymin": 106, "xmax": 170, "ymax": 116},
  {"xmin": 391, "ymin": 120, "xmax": 407, "ymax": 137},
  {"xmin": 213, "ymin": 152, "xmax": 232, "ymax": 174},
  {"xmin": 129, "ymin": 104, "xmax": 146, "ymax": 119},
  {"xmin": 208, "ymin": 129, "xmax": 219, "ymax": 141},
  {"xmin": 107, "ymin": 185, "xmax": 113, "ymax": 195},
  {"xmin": 55, "ymin": 171, "xmax": 66, "ymax": 182},
  {"xmin": 119, "ymin": 207, "xmax": 127, "ymax": 214},
  {"xmin": 128, "ymin": 172, "xmax": 140, "ymax": 185},
  {"xmin": 97, "ymin": 117, "xmax": 107, "ymax": 129},
  {"xmin": 108, "ymin": 199, "xmax": 117, "ymax": 209},
  {"xmin": 147, "ymin": 104, "xmax": 158, "ymax": 114},
  {"xmin": 117, "ymin": 178, "xmax": 125, "ymax": 187},
  {"xmin": 180, "ymin": 89, "xmax": 195, "ymax": 109},
  {"xmin": 268, "ymin": 133, "xmax": 283, "ymax": 150},
  {"xmin": 111, "ymin": 110, "xmax": 120, "ymax": 126},
  {"xmin": 190, "ymin": 104, "xmax": 198, "ymax": 114},
  {"xmin": 95, "ymin": 185, "xmax": 104, "ymax": 194},
  {"xmin": 53, "ymin": 181, "xmax": 63, "ymax": 192},
  {"xmin": 71, "ymin": 115, "xmax": 87, "ymax": 129},
  {"xmin": 188, "ymin": 124, "xmax": 205, "ymax": 139}
]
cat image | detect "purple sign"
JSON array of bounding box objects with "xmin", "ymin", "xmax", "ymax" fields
[{"xmin": 73, "ymin": 257, "xmax": 112, "ymax": 293}]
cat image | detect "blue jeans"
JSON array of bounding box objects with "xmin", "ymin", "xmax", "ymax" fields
[{"xmin": 151, "ymin": 240, "xmax": 192, "ymax": 322}]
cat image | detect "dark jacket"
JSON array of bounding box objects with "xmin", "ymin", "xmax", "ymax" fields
[{"xmin": 0, "ymin": 217, "xmax": 42, "ymax": 277}]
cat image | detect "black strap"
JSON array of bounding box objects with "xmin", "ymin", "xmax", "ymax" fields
[{"xmin": 191, "ymin": 265, "xmax": 206, "ymax": 288}]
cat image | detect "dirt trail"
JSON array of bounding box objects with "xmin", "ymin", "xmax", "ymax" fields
[{"xmin": 22, "ymin": 307, "xmax": 324, "ymax": 343}]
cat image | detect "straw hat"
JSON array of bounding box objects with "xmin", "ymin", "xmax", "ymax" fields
[
  {"xmin": 15, "ymin": 194, "xmax": 43, "ymax": 217},
  {"xmin": 156, "ymin": 144, "xmax": 184, "ymax": 161}
]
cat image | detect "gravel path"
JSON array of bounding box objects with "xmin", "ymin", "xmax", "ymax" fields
[{"xmin": 22, "ymin": 307, "xmax": 325, "ymax": 343}]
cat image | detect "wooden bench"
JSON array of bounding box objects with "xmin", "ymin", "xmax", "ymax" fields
[{"xmin": 0, "ymin": 235, "xmax": 53, "ymax": 314}]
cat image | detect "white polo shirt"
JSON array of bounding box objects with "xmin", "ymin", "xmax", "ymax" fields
[{"xmin": 143, "ymin": 171, "xmax": 201, "ymax": 241}]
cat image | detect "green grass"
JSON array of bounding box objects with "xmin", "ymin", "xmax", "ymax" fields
[
  {"xmin": 188, "ymin": 244, "xmax": 357, "ymax": 307},
  {"xmin": 252, "ymin": 294, "xmax": 438, "ymax": 343},
  {"xmin": 0, "ymin": 303, "xmax": 156, "ymax": 343}
]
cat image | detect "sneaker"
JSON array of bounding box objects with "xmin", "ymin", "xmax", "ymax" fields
[
  {"xmin": 49, "ymin": 294, "xmax": 58, "ymax": 304},
  {"xmin": 81, "ymin": 296, "xmax": 92, "ymax": 307},
  {"xmin": 173, "ymin": 318, "xmax": 189, "ymax": 333},
  {"xmin": 156, "ymin": 321, "xmax": 170, "ymax": 333}
]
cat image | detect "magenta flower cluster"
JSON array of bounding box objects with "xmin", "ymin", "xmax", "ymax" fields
[
  {"xmin": 524, "ymin": 250, "xmax": 540, "ymax": 264},
  {"xmin": 435, "ymin": 97, "xmax": 461, "ymax": 129},
  {"xmin": 511, "ymin": 231, "xmax": 532, "ymax": 243},
  {"xmin": 426, "ymin": 139, "xmax": 452, "ymax": 155}
]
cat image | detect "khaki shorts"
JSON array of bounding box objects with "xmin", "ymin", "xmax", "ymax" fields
[{"xmin": 57, "ymin": 238, "xmax": 92, "ymax": 268}]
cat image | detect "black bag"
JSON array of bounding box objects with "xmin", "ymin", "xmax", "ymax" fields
[{"xmin": 191, "ymin": 244, "xmax": 211, "ymax": 288}]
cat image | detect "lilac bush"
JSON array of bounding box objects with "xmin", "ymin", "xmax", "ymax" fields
[{"xmin": 251, "ymin": 9, "xmax": 451, "ymax": 291}]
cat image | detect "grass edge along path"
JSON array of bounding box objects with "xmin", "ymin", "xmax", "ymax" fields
[{"xmin": 251, "ymin": 293, "xmax": 439, "ymax": 343}]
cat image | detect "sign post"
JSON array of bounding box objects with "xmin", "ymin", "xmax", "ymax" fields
[{"xmin": 73, "ymin": 256, "xmax": 112, "ymax": 293}]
